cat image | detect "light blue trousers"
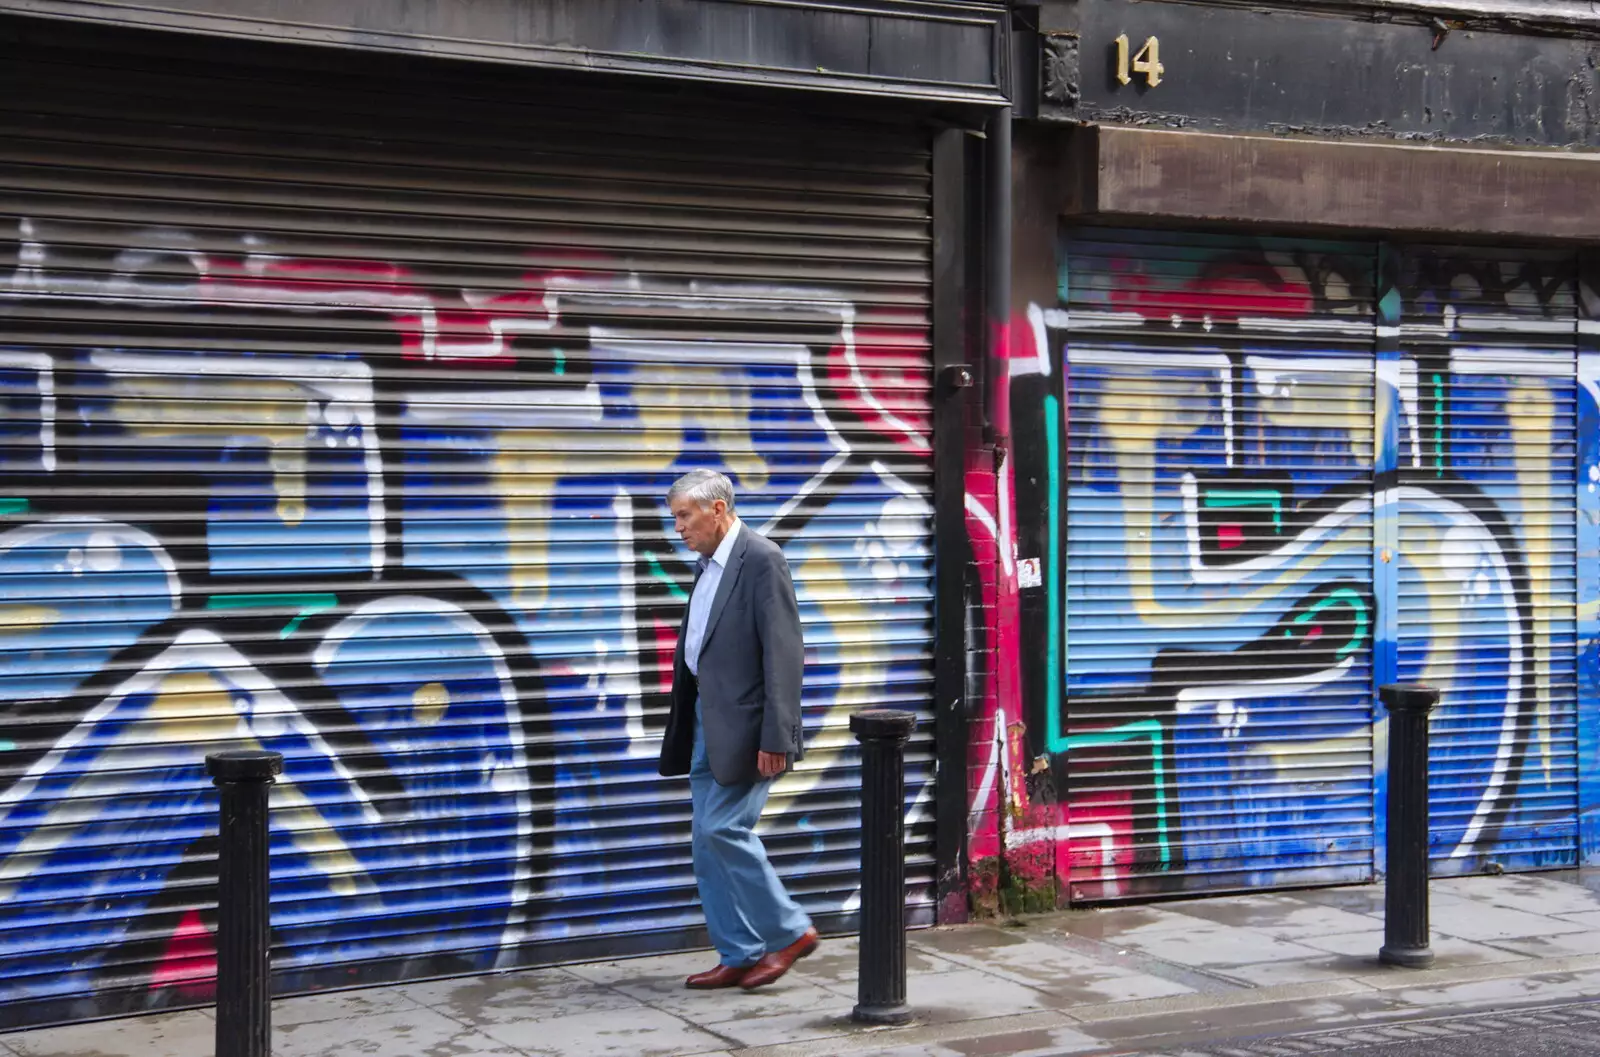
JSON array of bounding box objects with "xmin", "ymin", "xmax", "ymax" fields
[{"xmin": 692, "ymin": 700, "xmax": 813, "ymax": 967}]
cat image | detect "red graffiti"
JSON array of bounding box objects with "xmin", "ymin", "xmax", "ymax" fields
[
  {"xmin": 1106, "ymin": 253, "xmax": 1316, "ymax": 322},
  {"xmin": 148, "ymin": 908, "xmax": 216, "ymax": 994}
]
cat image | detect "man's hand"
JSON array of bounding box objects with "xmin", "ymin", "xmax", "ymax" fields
[{"xmin": 757, "ymin": 751, "xmax": 788, "ymax": 779}]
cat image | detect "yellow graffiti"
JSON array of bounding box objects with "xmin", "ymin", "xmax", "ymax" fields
[
  {"xmin": 412, "ymin": 682, "xmax": 451, "ymax": 726},
  {"xmin": 494, "ymin": 365, "xmax": 772, "ymax": 609},
  {"xmin": 0, "ymin": 604, "xmax": 58, "ymax": 635},
  {"xmin": 756, "ymin": 550, "xmax": 888, "ymax": 825},
  {"xmin": 109, "ymin": 375, "xmax": 313, "ymax": 527},
  {"xmin": 1404, "ymin": 519, "xmax": 1466, "ymax": 699},
  {"xmin": 1093, "ymin": 368, "xmax": 1373, "ymax": 625}
]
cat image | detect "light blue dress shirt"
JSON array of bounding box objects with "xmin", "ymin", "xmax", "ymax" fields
[{"xmin": 685, "ymin": 518, "xmax": 742, "ymax": 677}]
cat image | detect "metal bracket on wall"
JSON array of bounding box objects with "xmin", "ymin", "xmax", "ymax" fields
[{"xmin": 940, "ymin": 364, "xmax": 976, "ymax": 393}]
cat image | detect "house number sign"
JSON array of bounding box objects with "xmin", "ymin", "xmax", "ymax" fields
[{"xmin": 1114, "ymin": 34, "xmax": 1164, "ymax": 87}]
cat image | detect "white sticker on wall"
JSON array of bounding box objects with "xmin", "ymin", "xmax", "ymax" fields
[{"xmin": 1017, "ymin": 557, "xmax": 1042, "ymax": 589}]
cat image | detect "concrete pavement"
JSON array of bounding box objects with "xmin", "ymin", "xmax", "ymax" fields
[
  {"xmin": 10, "ymin": 871, "xmax": 1600, "ymax": 1057},
  {"xmin": 1149, "ymin": 996, "xmax": 1600, "ymax": 1057}
]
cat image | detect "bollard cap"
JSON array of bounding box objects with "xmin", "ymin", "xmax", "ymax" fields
[
  {"xmin": 206, "ymin": 749, "xmax": 284, "ymax": 782},
  {"xmin": 849, "ymin": 708, "xmax": 917, "ymax": 741},
  {"xmin": 1379, "ymin": 683, "xmax": 1440, "ymax": 712}
]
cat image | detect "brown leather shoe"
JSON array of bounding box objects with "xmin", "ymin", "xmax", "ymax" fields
[
  {"xmin": 740, "ymin": 927, "xmax": 820, "ymax": 989},
  {"xmin": 686, "ymin": 964, "xmax": 749, "ymax": 990}
]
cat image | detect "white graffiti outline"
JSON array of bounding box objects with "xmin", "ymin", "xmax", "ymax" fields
[
  {"xmin": 314, "ymin": 595, "xmax": 535, "ymax": 959},
  {"xmin": 0, "ymin": 516, "xmax": 182, "ymax": 606},
  {"xmin": 1178, "ymin": 469, "xmax": 1524, "ymax": 858},
  {"xmin": 0, "ymin": 628, "xmax": 383, "ymax": 901},
  {"xmin": 1179, "ymin": 474, "xmax": 1371, "ymax": 585},
  {"xmin": 1450, "ymin": 346, "xmax": 1575, "ymax": 377},
  {"xmin": 90, "ymin": 350, "xmax": 387, "ymax": 579},
  {"xmin": 1017, "ymin": 303, "xmax": 1055, "ymax": 378},
  {"xmin": 1389, "ymin": 487, "xmax": 1525, "ymax": 859},
  {"xmin": 1378, "ymin": 358, "xmax": 1423, "ymax": 469},
  {"xmin": 1071, "ymin": 347, "xmax": 1236, "ymax": 467},
  {"xmin": 0, "ymin": 351, "xmax": 55, "ymax": 472}
]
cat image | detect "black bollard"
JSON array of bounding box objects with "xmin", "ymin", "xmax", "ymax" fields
[
  {"xmin": 850, "ymin": 708, "xmax": 918, "ymax": 1026},
  {"xmin": 1379, "ymin": 683, "xmax": 1440, "ymax": 969},
  {"xmin": 206, "ymin": 750, "xmax": 284, "ymax": 1057}
]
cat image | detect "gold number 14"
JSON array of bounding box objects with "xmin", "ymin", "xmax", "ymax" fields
[{"xmin": 1114, "ymin": 34, "xmax": 1164, "ymax": 87}]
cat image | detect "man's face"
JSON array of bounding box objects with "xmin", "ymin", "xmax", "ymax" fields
[{"xmin": 671, "ymin": 496, "xmax": 728, "ymax": 557}]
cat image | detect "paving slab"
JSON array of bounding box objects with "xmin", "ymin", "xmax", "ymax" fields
[
  {"xmin": 618, "ymin": 976, "xmax": 845, "ymax": 1022},
  {"xmin": 5, "ymin": 1009, "xmax": 215, "ymax": 1057},
  {"xmin": 274, "ymin": 1005, "xmax": 514, "ymax": 1057},
  {"xmin": 908, "ymin": 934, "xmax": 1195, "ymax": 1005},
  {"xmin": 812, "ymin": 967, "xmax": 1057, "ymax": 1025},
  {"xmin": 1288, "ymin": 884, "xmax": 1390, "ymax": 917},
  {"xmin": 274, "ymin": 984, "xmax": 425, "ymax": 1028},
  {"xmin": 1431, "ymin": 901, "xmax": 1589, "ymax": 942},
  {"xmin": 696, "ymin": 1004, "xmax": 874, "ymax": 1049},
  {"xmin": 1434, "ymin": 875, "xmax": 1600, "ymax": 917},
  {"xmin": 563, "ymin": 949, "xmax": 722, "ymax": 988},
  {"xmin": 1174, "ymin": 893, "xmax": 1388, "ymax": 939},
  {"xmin": 1107, "ymin": 920, "xmax": 1328, "ymax": 968},
  {"xmin": 1289, "ymin": 884, "xmax": 1475, "ymax": 919},
  {"xmin": 800, "ymin": 935, "xmax": 966, "ymax": 990},
  {"xmin": 1045, "ymin": 905, "xmax": 1214, "ymax": 943},
  {"xmin": 400, "ymin": 966, "xmax": 642, "ymax": 1024},
  {"xmin": 1487, "ymin": 930, "xmax": 1600, "ymax": 958},
  {"xmin": 474, "ymin": 1004, "xmax": 731, "ymax": 1057},
  {"xmin": 1295, "ymin": 930, "xmax": 1526, "ymax": 966},
  {"xmin": 1552, "ymin": 909, "xmax": 1600, "ymax": 929}
]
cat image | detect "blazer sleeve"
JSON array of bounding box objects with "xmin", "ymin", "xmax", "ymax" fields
[{"xmin": 752, "ymin": 545, "xmax": 806, "ymax": 754}]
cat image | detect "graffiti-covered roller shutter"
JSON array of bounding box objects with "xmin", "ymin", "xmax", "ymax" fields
[
  {"xmin": 1395, "ymin": 246, "xmax": 1579, "ymax": 874},
  {"xmin": 1060, "ymin": 227, "xmax": 1379, "ymax": 899},
  {"xmin": 0, "ymin": 37, "xmax": 937, "ymax": 1025}
]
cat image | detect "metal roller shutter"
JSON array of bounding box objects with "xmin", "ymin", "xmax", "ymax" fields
[
  {"xmin": 1395, "ymin": 245, "xmax": 1579, "ymax": 875},
  {"xmin": 0, "ymin": 36, "xmax": 938, "ymax": 1026},
  {"xmin": 1059, "ymin": 227, "xmax": 1379, "ymax": 899}
]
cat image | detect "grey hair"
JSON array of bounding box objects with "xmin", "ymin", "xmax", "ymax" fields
[{"xmin": 667, "ymin": 469, "xmax": 736, "ymax": 512}]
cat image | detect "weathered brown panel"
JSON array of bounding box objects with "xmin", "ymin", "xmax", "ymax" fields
[
  {"xmin": 1076, "ymin": 125, "xmax": 1600, "ymax": 241},
  {"xmin": 1041, "ymin": 0, "xmax": 1600, "ymax": 149}
]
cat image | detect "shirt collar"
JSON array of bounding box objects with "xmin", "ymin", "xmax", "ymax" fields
[{"xmin": 709, "ymin": 517, "xmax": 742, "ymax": 569}]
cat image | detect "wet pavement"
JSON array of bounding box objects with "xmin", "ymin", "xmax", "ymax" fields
[{"xmin": 9, "ymin": 871, "xmax": 1600, "ymax": 1057}]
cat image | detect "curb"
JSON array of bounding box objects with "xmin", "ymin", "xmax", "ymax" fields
[{"xmin": 731, "ymin": 953, "xmax": 1600, "ymax": 1057}]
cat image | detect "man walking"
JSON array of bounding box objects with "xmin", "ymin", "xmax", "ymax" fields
[{"xmin": 659, "ymin": 469, "xmax": 819, "ymax": 990}]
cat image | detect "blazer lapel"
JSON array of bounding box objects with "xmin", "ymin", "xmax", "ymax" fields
[{"xmin": 700, "ymin": 529, "xmax": 749, "ymax": 652}]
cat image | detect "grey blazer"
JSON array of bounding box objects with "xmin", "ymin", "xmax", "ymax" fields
[{"xmin": 658, "ymin": 526, "xmax": 806, "ymax": 786}]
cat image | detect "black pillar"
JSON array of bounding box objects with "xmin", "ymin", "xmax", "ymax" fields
[
  {"xmin": 1379, "ymin": 683, "xmax": 1439, "ymax": 969},
  {"xmin": 206, "ymin": 749, "xmax": 283, "ymax": 1057},
  {"xmin": 850, "ymin": 708, "xmax": 917, "ymax": 1026}
]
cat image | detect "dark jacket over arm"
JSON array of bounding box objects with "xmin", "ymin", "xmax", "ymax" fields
[
  {"xmin": 658, "ymin": 527, "xmax": 806, "ymax": 785},
  {"xmin": 752, "ymin": 545, "xmax": 804, "ymax": 755}
]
